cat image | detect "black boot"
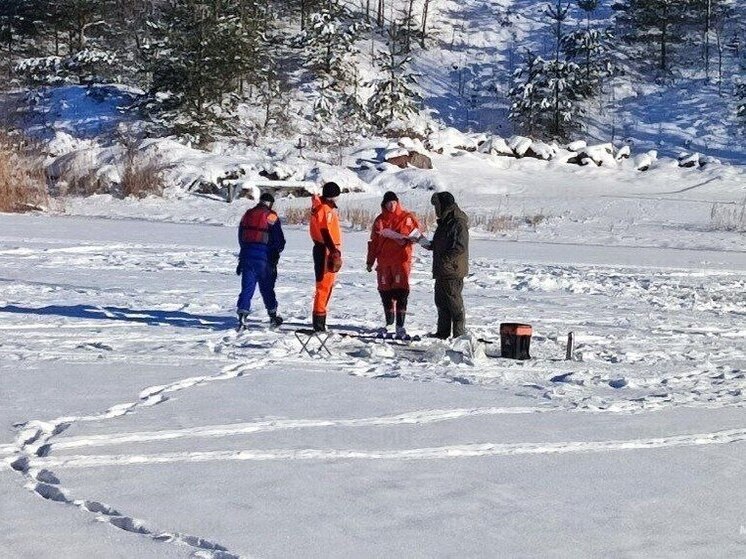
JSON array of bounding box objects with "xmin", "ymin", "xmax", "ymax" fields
[
  {"xmin": 312, "ymin": 314, "xmax": 326, "ymax": 332},
  {"xmin": 268, "ymin": 311, "xmax": 283, "ymax": 329},
  {"xmin": 384, "ymin": 309, "xmax": 395, "ymax": 327}
]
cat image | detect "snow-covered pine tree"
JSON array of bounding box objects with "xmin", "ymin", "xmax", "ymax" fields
[
  {"xmin": 737, "ymin": 83, "xmax": 746, "ymax": 120},
  {"xmin": 397, "ymin": 0, "xmax": 420, "ymax": 55},
  {"xmin": 561, "ymin": 27, "xmax": 616, "ymax": 95},
  {"xmin": 367, "ymin": 23, "xmax": 422, "ymax": 131},
  {"xmin": 545, "ymin": 0, "xmax": 582, "ymax": 138},
  {"xmin": 313, "ymin": 78, "xmax": 337, "ymax": 124},
  {"xmin": 297, "ymin": 0, "xmax": 367, "ymax": 84},
  {"xmin": 253, "ymin": 24, "xmax": 291, "ymax": 135},
  {"xmin": 52, "ymin": 0, "xmax": 106, "ymax": 54},
  {"xmin": 509, "ymin": 51, "xmax": 585, "ymax": 139},
  {"xmin": 685, "ymin": 0, "xmax": 739, "ymax": 83},
  {"xmin": 614, "ymin": 0, "xmax": 695, "ymax": 74},
  {"xmin": 296, "ymin": 0, "xmax": 368, "ymax": 136},
  {"xmin": 141, "ymin": 0, "xmax": 268, "ymax": 140},
  {"xmin": 576, "ymin": 0, "xmax": 599, "ymax": 29},
  {"xmin": 0, "ymin": 0, "xmax": 41, "ymax": 81}
]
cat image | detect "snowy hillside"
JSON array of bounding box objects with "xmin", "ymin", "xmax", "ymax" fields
[{"xmin": 415, "ymin": 0, "xmax": 746, "ymax": 163}]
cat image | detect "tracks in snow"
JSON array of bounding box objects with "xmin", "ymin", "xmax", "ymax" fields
[
  {"xmin": 6, "ymin": 359, "xmax": 268, "ymax": 559},
  {"xmin": 15, "ymin": 427, "xmax": 746, "ymax": 469}
]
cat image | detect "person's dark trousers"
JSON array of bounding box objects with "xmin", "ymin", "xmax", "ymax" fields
[
  {"xmin": 379, "ymin": 289, "xmax": 409, "ymax": 328},
  {"xmin": 434, "ymin": 278, "xmax": 465, "ymax": 338},
  {"xmin": 237, "ymin": 259, "xmax": 278, "ymax": 314}
]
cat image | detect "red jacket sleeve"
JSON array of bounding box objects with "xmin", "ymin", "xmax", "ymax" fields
[{"xmin": 366, "ymin": 216, "xmax": 383, "ymax": 267}]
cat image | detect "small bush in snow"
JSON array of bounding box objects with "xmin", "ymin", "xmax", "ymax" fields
[
  {"xmin": 282, "ymin": 204, "xmax": 436, "ymax": 233},
  {"xmin": 57, "ymin": 167, "xmax": 109, "ymax": 197},
  {"xmin": 711, "ymin": 200, "xmax": 746, "ymax": 233},
  {"xmin": 0, "ymin": 134, "xmax": 48, "ymax": 213},
  {"xmin": 121, "ymin": 155, "xmax": 165, "ymax": 199},
  {"xmin": 281, "ymin": 206, "xmax": 308, "ymax": 226},
  {"xmin": 472, "ymin": 212, "xmax": 547, "ymax": 233}
]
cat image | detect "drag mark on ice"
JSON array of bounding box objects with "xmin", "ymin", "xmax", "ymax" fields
[
  {"xmin": 23, "ymin": 427, "xmax": 746, "ymax": 468},
  {"xmin": 47, "ymin": 405, "xmax": 554, "ymax": 451}
]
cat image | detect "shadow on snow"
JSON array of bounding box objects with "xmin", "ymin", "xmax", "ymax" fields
[{"xmin": 0, "ymin": 304, "xmax": 236, "ymax": 331}]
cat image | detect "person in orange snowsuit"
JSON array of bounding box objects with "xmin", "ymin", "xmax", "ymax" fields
[
  {"xmin": 366, "ymin": 191, "xmax": 422, "ymax": 336},
  {"xmin": 309, "ymin": 182, "xmax": 342, "ymax": 332}
]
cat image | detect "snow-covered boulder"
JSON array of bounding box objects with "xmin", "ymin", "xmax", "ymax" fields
[
  {"xmin": 583, "ymin": 144, "xmax": 617, "ymax": 167},
  {"xmin": 566, "ymin": 140, "xmax": 587, "ymax": 152},
  {"xmin": 477, "ymin": 136, "xmax": 513, "ymax": 156},
  {"xmin": 634, "ymin": 150, "xmax": 658, "ymax": 171},
  {"xmin": 676, "ymin": 153, "xmax": 720, "ymax": 169},
  {"xmin": 375, "ymin": 167, "xmax": 447, "ymax": 193},
  {"xmin": 46, "ymin": 144, "xmax": 124, "ymax": 194},
  {"xmin": 508, "ymin": 136, "xmax": 532, "ymax": 158},
  {"xmin": 397, "ymin": 136, "xmax": 428, "ymax": 155},
  {"xmin": 615, "ymin": 145, "xmax": 631, "ymax": 161},
  {"xmin": 526, "ymin": 141, "xmax": 556, "ymax": 160},
  {"xmin": 45, "ymin": 132, "xmax": 96, "ymax": 158},
  {"xmin": 385, "ymin": 146, "xmax": 411, "ymax": 168},
  {"xmin": 257, "ymin": 161, "xmax": 299, "ymax": 181},
  {"xmin": 426, "ymin": 127, "xmax": 480, "ymax": 153},
  {"xmin": 383, "ymin": 144, "xmax": 432, "ymax": 170},
  {"xmin": 408, "ymin": 152, "xmax": 433, "ymax": 169},
  {"xmin": 304, "ymin": 164, "xmax": 372, "ymax": 194},
  {"xmin": 224, "ymin": 179, "xmax": 260, "ymax": 201}
]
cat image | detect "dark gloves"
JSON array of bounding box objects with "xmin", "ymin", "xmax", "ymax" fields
[
  {"xmin": 236, "ymin": 261, "xmax": 242, "ymax": 276},
  {"xmin": 269, "ymin": 252, "xmax": 280, "ymax": 276},
  {"xmin": 327, "ymin": 249, "xmax": 343, "ymax": 273}
]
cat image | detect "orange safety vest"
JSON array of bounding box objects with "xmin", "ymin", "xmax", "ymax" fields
[
  {"xmin": 240, "ymin": 205, "xmax": 277, "ymax": 245},
  {"xmin": 309, "ymin": 195, "xmax": 341, "ymax": 247}
]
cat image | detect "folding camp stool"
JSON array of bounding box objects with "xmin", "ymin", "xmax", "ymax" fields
[{"xmin": 294, "ymin": 329, "xmax": 332, "ymax": 357}]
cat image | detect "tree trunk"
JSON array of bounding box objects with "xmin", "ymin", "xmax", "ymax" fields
[
  {"xmin": 420, "ymin": 0, "xmax": 430, "ymax": 48},
  {"xmin": 704, "ymin": 0, "xmax": 711, "ymax": 80},
  {"xmin": 405, "ymin": 0, "xmax": 414, "ymax": 53}
]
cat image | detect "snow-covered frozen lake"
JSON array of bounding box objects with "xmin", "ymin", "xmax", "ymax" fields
[{"xmin": 1, "ymin": 200, "xmax": 744, "ymax": 558}]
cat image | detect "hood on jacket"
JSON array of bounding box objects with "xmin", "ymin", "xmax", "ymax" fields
[{"xmin": 431, "ymin": 191, "xmax": 457, "ymax": 218}]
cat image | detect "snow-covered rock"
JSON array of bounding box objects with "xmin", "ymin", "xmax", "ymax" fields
[
  {"xmin": 304, "ymin": 164, "xmax": 372, "ymax": 194},
  {"xmin": 426, "ymin": 127, "xmax": 480, "ymax": 153},
  {"xmin": 634, "ymin": 150, "xmax": 658, "ymax": 171},
  {"xmin": 397, "ymin": 136, "xmax": 428, "ymax": 155},
  {"xmin": 566, "ymin": 140, "xmax": 587, "ymax": 152},
  {"xmin": 478, "ymin": 136, "xmax": 514, "ymax": 156},
  {"xmin": 384, "ymin": 146, "xmax": 411, "ymax": 168},
  {"xmin": 615, "ymin": 145, "xmax": 631, "ymax": 161},
  {"xmin": 508, "ymin": 136, "xmax": 533, "ymax": 157},
  {"xmin": 583, "ymin": 144, "xmax": 617, "ymax": 167},
  {"xmin": 526, "ymin": 141, "xmax": 556, "ymax": 161},
  {"xmin": 45, "ymin": 131, "xmax": 96, "ymax": 158}
]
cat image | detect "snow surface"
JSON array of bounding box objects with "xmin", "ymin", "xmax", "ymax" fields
[{"xmin": 2, "ymin": 148, "xmax": 745, "ymax": 557}]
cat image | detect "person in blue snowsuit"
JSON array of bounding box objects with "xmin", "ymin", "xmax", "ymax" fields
[{"xmin": 236, "ymin": 192, "xmax": 286, "ymax": 329}]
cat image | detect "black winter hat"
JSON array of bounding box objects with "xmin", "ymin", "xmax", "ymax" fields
[
  {"xmin": 259, "ymin": 192, "xmax": 275, "ymax": 205},
  {"xmin": 322, "ymin": 182, "xmax": 341, "ymax": 198},
  {"xmin": 381, "ymin": 191, "xmax": 399, "ymax": 206}
]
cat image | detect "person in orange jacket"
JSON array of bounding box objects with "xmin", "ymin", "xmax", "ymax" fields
[
  {"xmin": 309, "ymin": 182, "xmax": 342, "ymax": 331},
  {"xmin": 366, "ymin": 191, "xmax": 422, "ymax": 336}
]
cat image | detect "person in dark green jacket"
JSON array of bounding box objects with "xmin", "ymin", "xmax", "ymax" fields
[{"xmin": 424, "ymin": 191, "xmax": 469, "ymax": 338}]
